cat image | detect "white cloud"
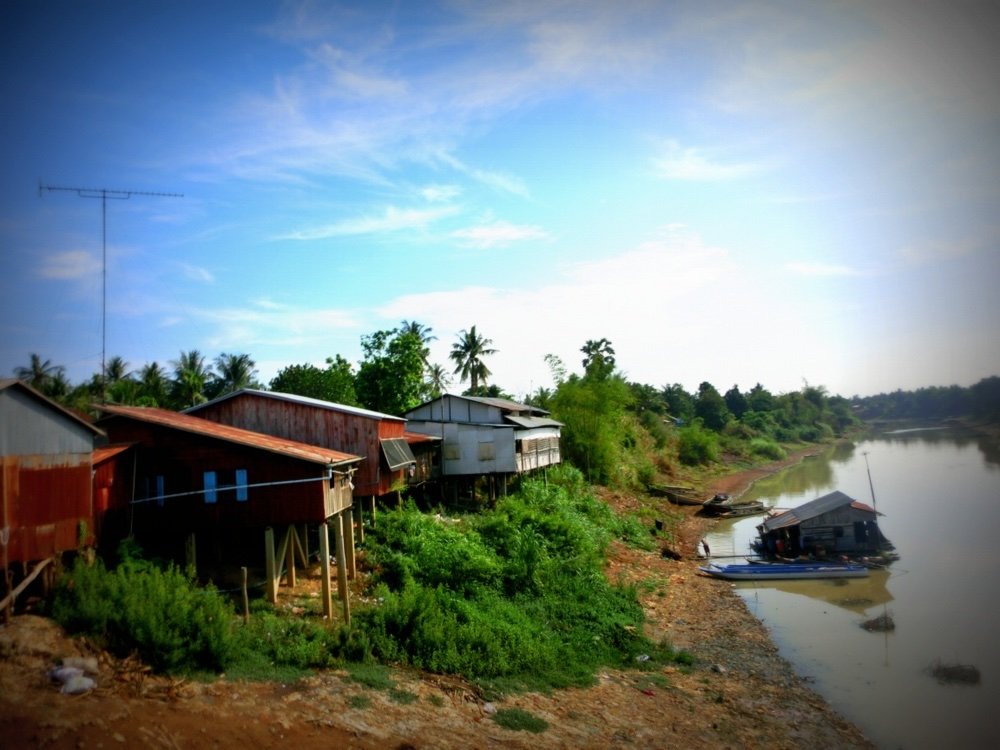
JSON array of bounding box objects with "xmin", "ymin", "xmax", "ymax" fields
[
  {"xmin": 38, "ymin": 250, "xmax": 101, "ymax": 280},
  {"xmin": 180, "ymin": 263, "xmax": 215, "ymax": 283},
  {"xmin": 279, "ymin": 205, "xmax": 459, "ymax": 240},
  {"xmin": 451, "ymin": 220, "xmax": 549, "ymax": 248},
  {"xmin": 653, "ymin": 140, "xmax": 759, "ymax": 181},
  {"xmin": 784, "ymin": 262, "xmax": 860, "ymax": 277},
  {"xmin": 421, "ymin": 184, "xmax": 461, "ymax": 202}
]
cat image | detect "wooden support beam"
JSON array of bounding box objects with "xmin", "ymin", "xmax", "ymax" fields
[
  {"xmin": 185, "ymin": 533, "xmax": 197, "ymax": 575},
  {"xmin": 264, "ymin": 527, "xmax": 277, "ymax": 604},
  {"xmin": 293, "ymin": 524, "xmax": 309, "ymax": 568},
  {"xmin": 342, "ymin": 510, "xmax": 356, "ymax": 580},
  {"xmin": 319, "ymin": 522, "xmax": 332, "ymax": 620},
  {"xmin": 284, "ymin": 525, "xmax": 296, "ymax": 588},
  {"xmin": 0, "ymin": 557, "xmax": 53, "ymax": 614},
  {"xmin": 354, "ymin": 502, "xmax": 364, "ymax": 544},
  {"xmin": 370, "ymin": 495, "xmax": 377, "ymax": 528},
  {"xmin": 333, "ymin": 512, "xmax": 351, "ymax": 626}
]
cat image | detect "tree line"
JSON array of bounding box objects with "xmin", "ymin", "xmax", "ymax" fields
[{"xmin": 850, "ymin": 377, "xmax": 1000, "ymax": 421}]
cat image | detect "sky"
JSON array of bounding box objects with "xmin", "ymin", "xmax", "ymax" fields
[{"xmin": 2, "ymin": 1, "xmax": 998, "ymax": 401}]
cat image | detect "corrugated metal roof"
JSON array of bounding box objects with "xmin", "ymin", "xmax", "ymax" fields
[
  {"xmin": 380, "ymin": 437, "xmax": 416, "ymax": 470},
  {"xmin": 762, "ymin": 490, "xmax": 876, "ymax": 532},
  {"xmin": 407, "ymin": 393, "xmax": 551, "ymax": 417},
  {"xmin": 504, "ymin": 415, "xmax": 563, "ymax": 429},
  {"xmin": 404, "ymin": 431, "xmax": 440, "ymax": 444},
  {"xmin": 186, "ymin": 388, "xmax": 406, "ymax": 422},
  {"xmin": 0, "ymin": 379, "xmax": 104, "ymax": 435},
  {"xmin": 92, "ymin": 443, "xmax": 134, "ymax": 464},
  {"xmin": 98, "ymin": 405, "xmax": 362, "ymax": 467}
]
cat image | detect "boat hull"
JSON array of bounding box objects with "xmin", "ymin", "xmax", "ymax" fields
[{"xmin": 699, "ymin": 563, "xmax": 870, "ymax": 580}]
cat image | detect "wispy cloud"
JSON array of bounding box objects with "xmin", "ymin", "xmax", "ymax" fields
[
  {"xmin": 179, "ymin": 263, "xmax": 215, "ymax": 283},
  {"xmin": 38, "ymin": 250, "xmax": 100, "ymax": 280},
  {"xmin": 785, "ymin": 262, "xmax": 860, "ymax": 277},
  {"xmin": 653, "ymin": 140, "xmax": 759, "ymax": 181},
  {"xmin": 421, "ymin": 184, "xmax": 461, "ymax": 202},
  {"xmin": 451, "ymin": 220, "xmax": 549, "ymax": 248},
  {"xmin": 279, "ymin": 205, "xmax": 459, "ymax": 240}
]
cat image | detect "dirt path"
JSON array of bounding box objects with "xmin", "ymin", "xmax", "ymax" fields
[{"xmin": 1, "ymin": 448, "xmax": 874, "ymax": 750}]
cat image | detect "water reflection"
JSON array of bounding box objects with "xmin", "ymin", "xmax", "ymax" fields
[{"xmin": 732, "ymin": 569, "xmax": 893, "ymax": 615}]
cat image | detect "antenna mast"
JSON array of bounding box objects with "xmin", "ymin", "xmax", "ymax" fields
[
  {"xmin": 39, "ymin": 182, "xmax": 183, "ymax": 401},
  {"xmin": 863, "ymin": 450, "xmax": 882, "ymax": 553}
]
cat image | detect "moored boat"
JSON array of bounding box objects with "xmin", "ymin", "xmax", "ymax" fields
[
  {"xmin": 700, "ymin": 493, "xmax": 765, "ymax": 517},
  {"xmin": 698, "ymin": 562, "xmax": 870, "ymax": 580}
]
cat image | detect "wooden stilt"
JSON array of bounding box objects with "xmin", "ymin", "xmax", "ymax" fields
[
  {"xmin": 342, "ymin": 510, "xmax": 356, "ymax": 580},
  {"xmin": 241, "ymin": 566, "xmax": 249, "ymax": 625},
  {"xmin": 354, "ymin": 502, "xmax": 364, "ymax": 544},
  {"xmin": 285, "ymin": 525, "xmax": 296, "ymax": 588},
  {"xmin": 333, "ymin": 512, "xmax": 351, "ymax": 625},
  {"xmin": 370, "ymin": 495, "xmax": 377, "ymax": 528},
  {"xmin": 264, "ymin": 527, "xmax": 277, "ymax": 604},
  {"xmin": 319, "ymin": 522, "xmax": 332, "ymax": 619},
  {"xmin": 185, "ymin": 532, "xmax": 197, "ymax": 575},
  {"xmin": 295, "ymin": 524, "xmax": 309, "ymax": 567}
]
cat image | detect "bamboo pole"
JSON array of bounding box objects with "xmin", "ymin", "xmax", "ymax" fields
[
  {"xmin": 333, "ymin": 513, "xmax": 351, "ymax": 625},
  {"xmin": 0, "ymin": 557, "xmax": 53, "ymax": 613},
  {"xmin": 285, "ymin": 525, "xmax": 296, "ymax": 588},
  {"xmin": 319, "ymin": 522, "xmax": 332, "ymax": 620},
  {"xmin": 343, "ymin": 509, "xmax": 356, "ymax": 580}
]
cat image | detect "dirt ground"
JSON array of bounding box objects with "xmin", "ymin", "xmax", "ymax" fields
[{"xmin": 0, "ymin": 449, "xmax": 875, "ymax": 750}]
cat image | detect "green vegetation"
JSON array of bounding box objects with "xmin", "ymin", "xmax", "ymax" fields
[
  {"xmin": 492, "ymin": 707, "xmax": 550, "ymax": 733},
  {"xmin": 853, "ymin": 376, "xmax": 1000, "ymax": 421}
]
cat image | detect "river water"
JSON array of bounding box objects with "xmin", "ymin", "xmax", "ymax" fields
[{"xmin": 703, "ymin": 426, "xmax": 1000, "ymax": 749}]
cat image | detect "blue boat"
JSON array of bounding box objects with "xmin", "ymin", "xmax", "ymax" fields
[{"xmin": 698, "ymin": 562, "xmax": 870, "ymax": 580}]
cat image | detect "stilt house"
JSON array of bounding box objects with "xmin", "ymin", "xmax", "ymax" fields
[{"xmin": 757, "ymin": 490, "xmax": 888, "ymax": 557}]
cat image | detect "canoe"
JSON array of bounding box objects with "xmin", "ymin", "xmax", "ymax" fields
[
  {"xmin": 700, "ymin": 494, "xmax": 765, "ymax": 517},
  {"xmin": 698, "ymin": 562, "xmax": 870, "ymax": 580}
]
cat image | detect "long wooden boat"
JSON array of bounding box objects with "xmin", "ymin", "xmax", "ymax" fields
[
  {"xmin": 698, "ymin": 562, "xmax": 870, "ymax": 580},
  {"xmin": 646, "ymin": 484, "xmax": 705, "ymax": 506},
  {"xmin": 700, "ymin": 493, "xmax": 765, "ymax": 517}
]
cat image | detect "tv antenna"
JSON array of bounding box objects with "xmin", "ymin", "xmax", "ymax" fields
[{"xmin": 39, "ymin": 182, "xmax": 183, "ymax": 401}]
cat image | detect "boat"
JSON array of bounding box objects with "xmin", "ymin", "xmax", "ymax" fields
[
  {"xmin": 698, "ymin": 562, "xmax": 870, "ymax": 580},
  {"xmin": 646, "ymin": 484, "xmax": 705, "ymax": 506},
  {"xmin": 700, "ymin": 493, "xmax": 765, "ymax": 517}
]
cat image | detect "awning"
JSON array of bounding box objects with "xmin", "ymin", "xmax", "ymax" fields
[{"xmin": 380, "ymin": 437, "xmax": 417, "ymax": 471}]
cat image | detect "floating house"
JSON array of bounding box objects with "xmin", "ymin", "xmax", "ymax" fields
[
  {"xmin": 97, "ymin": 404, "xmax": 363, "ymax": 620},
  {"xmin": 756, "ymin": 490, "xmax": 891, "ymax": 558},
  {"xmin": 404, "ymin": 395, "xmax": 561, "ymax": 499}
]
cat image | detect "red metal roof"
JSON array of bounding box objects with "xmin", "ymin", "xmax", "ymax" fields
[
  {"xmin": 92, "ymin": 443, "xmax": 134, "ymax": 464},
  {"xmin": 404, "ymin": 431, "xmax": 440, "ymax": 444},
  {"xmin": 98, "ymin": 405, "xmax": 362, "ymax": 467}
]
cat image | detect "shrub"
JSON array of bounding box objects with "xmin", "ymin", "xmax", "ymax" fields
[
  {"xmin": 749, "ymin": 438, "xmax": 787, "ymax": 461},
  {"xmin": 52, "ymin": 557, "xmax": 233, "ymax": 674},
  {"xmin": 677, "ymin": 422, "xmax": 719, "ymax": 465}
]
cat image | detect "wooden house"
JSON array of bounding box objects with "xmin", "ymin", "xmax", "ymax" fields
[
  {"xmin": 96, "ymin": 404, "xmax": 364, "ymax": 620},
  {"xmin": 757, "ymin": 490, "xmax": 890, "ymax": 558},
  {"xmin": 404, "ymin": 395, "xmax": 561, "ymax": 496},
  {"xmin": 186, "ymin": 390, "xmax": 429, "ymax": 501},
  {"xmin": 1, "ymin": 380, "xmax": 102, "ymax": 567}
]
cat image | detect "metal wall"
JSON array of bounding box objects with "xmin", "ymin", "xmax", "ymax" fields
[{"xmin": 194, "ymin": 393, "xmax": 406, "ymax": 497}]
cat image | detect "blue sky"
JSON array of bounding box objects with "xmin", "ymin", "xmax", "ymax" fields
[{"xmin": 2, "ymin": 1, "xmax": 998, "ymax": 400}]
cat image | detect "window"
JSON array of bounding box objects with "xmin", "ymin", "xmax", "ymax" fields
[
  {"xmin": 235, "ymin": 469, "xmax": 248, "ymax": 502},
  {"xmin": 204, "ymin": 471, "xmax": 218, "ymax": 504}
]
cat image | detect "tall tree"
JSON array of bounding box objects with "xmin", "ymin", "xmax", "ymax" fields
[
  {"xmin": 399, "ymin": 320, "xmax": 436, "ymax": 364},
  {"xmin": 209, "ymin": 352, "xmax": 259, "ymax": 399},
  {"xmin": 103, "ymin": 356, "xmax": 131, "ymax": 384},
  {"xmin": 269, "ymin": 356, "xmax": 358, "ymax": 406},
  {"xmin": 450, "ymin": 325, "xmax": 497, "ymax": 394},
  {"xmin": 426, "ymin": 362, "xmax": 451, "ymax": 398},
  {"xmin": 138, "ymin": 362, "xmax": 170, "ymax": 406},
  {"xmin": 355, "ymin": 329, "xmax": 427, "ymax": 415},
  {"xmin": 694, "ymin": 381, "xmax": 731, "ymax": 431},
  {"xmin": 170, "ymin": 350, "xmax": 213, "ymax": 409},
  {"xmin": 14, "ymin": 353, "xmax": 64, "ymax": 394},
  {"xmin": 581, "ymin": 338, "xmax": 616, "ymax": 380}
]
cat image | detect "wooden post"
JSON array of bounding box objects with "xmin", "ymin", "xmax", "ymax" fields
[
  {"xmin": 354, "ymin": 502, "xmax": 364, "ymax": 544},
  {"xmin": 370, "ymin": 495, "xmax": 377, "ymax": 528},
  {"xmin": 296, "ymin": 524, "xmax": 309, "ymax": 567},
  {"xmin": 342, "ymin": 509, "xmax": 356, "ymax": 580},
  {"xmin": 185, "ymin": 532, "xmax": 197, "ymax": 575},
  {"xmin": 319, "ymin": 521, "xmax": 332, "ymax": 620},
  {"xmin": 285, "ymin": 525, "xmax": 296, "ymax": 588},
  {"xmin": 264, "ymin": 527, "xmax": 277, "ymax": 604},
  {"xmin": 333, "ymin": 512, "xmax": 351, "ymax": 625},
  {"xmin": 241, "ymin": 566, "xmax": 249, "ymax": 625}
]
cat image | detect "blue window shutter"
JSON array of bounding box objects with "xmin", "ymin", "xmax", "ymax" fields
[
  {"xmin": 235, "ymin": 469, "xmax": 248, "ymax": 502},
  {"xmin": 204, "ymin": 471, "xmax": 217, "ymax": 504}
]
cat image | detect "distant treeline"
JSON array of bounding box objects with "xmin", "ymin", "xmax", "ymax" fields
[{"xmin": 851, "ymin": 376, "xmax": 1000, "ymax": 421}]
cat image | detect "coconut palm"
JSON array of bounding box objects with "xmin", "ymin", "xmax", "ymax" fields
[
  {"xmin": 210, "ymin": 352, "xmax": 258, "ymax": 398},
  {"xmin": 104, "ymin": 356, "xmax": 131, "ymax": 384},
  {"xmin": 170, "ymin": 350, "xmax": 213, "ymax": 409},
  {"xmin": 400, "ymin": 320, "xmax": 436, "ymax": 364},
  {"xmin": 14, "ymin": 353, "xmax": 64, "ymax": 392},
  {"xmin": 426, "ymin": 363, "xmax": 451, "ymax": 397},
  {"xmin": 450, "ymin": 325, "xmax": 497, "ymax": 394},
  {"xmin": 581, "ymin": 338, "xmax": 616, "ymax": 380},
  {"xmin": 138, "ymin": 362, "xmax": 170, "ymax": 406}
]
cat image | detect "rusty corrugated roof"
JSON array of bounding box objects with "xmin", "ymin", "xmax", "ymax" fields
[
  {"xmin": 762, "ymin": 490, "xmax": 876, "ymax": 532},
  {"xmin": 92, "ymin": 443, "xmax": 134, "ymax": 464},
  {"xmin": 98, "ymin": 405, "xmax": 362, "ymax": 467},
  {"xmin": 186, "ymin": 388, "xmax": 406, "ymax": 422}
]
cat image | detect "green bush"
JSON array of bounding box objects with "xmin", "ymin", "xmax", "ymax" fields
[
  {"xmin": 52, "ymin": 557, "xmax": 233, "ymax": 674},
  {"xmin": 677, "ymin": 422, "xmax": 719, "ymax": 465},
  {"xmin": 749, "ymin": 438, "xmax": 787, "ymax": 461}
]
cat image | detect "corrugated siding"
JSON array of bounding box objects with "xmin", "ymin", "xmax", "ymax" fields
[
  {"xmin": 0, "ymin": 388, "xmax": 96, "ymax": 456},
  {"xmin": 194, "ymin": 393, "xmax": 407, "ymax": 497}
]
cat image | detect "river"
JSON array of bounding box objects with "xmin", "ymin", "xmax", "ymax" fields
[{"xmin": 703, "ymin": 425, "xmax": 1000, "ymax": 749}]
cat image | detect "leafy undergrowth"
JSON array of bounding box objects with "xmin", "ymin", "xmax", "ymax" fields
[{"xmin": 50, "ymin": 465, "xmax": 690, "ymax": 695}]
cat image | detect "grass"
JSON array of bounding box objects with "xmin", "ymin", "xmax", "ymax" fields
[{"xmin": 492, "ymin": 707, "xmax": 549, "ymax": 733}]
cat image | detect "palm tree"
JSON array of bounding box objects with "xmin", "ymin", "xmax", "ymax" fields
[
  {"xmin": 138, "ymin": 362, "xmax": 170, "ymax": 406},
  {"xmin": 400, "ymin": 320, "xmax": 436, "ymax": 364},
  {"xmin": 210, "ymin": 352, "xmax": 258, "ymax": 398},
  {"xmin": 14, "ymin": 353, "xmax": 64, "ymax": 392},
  {"xmin": 450, "ymin": 325, "xmax": 497, "ymax": 394},
  {"xmin": 426, "ymin": 363, "xmax": 451, "ymax": 397},
  {"xmin": 170, "ymin": 350, "xmax": 213, "ymax": 409},
  {"xmin": 104, "ymin": 356, "xmax": 131, "ymax": 384},
  {"xmin": 581, "ymin": 338, "xmax": 616, "ymax": 380}
]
